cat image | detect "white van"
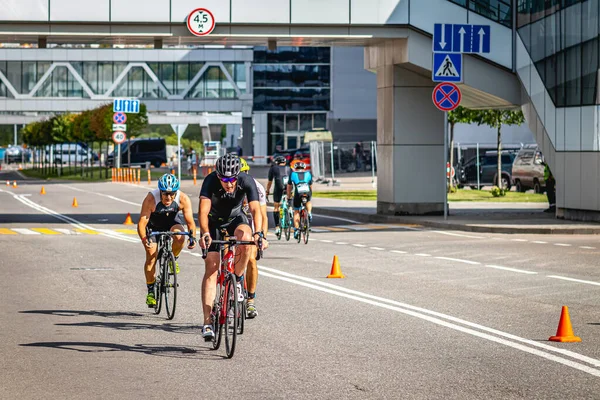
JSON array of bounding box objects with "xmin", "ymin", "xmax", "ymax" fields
[{"xmin": 45, "ymin": 144, "xmax": 93, "ymax": 165}]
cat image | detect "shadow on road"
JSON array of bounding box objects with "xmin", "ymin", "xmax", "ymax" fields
[
  {"xmin": 20, "ymin": 309, "xmax": 144, "ymax": 319},
  {"xmin": 19, "ymin": 341, "xmax": 220, "ymax": 359},
  {"xmin": 55, "ymin": 321, "xmax": 202, "ymax": 335}
]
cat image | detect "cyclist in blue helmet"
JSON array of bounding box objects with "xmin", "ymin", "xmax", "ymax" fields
[{"xmin": 138, "ymin": 173, "xmax": 197, "ymax": 307}]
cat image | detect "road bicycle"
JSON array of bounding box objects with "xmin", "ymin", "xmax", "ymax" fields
[
  {"xmin": 296, "ymin": 195, "xmax": 310, "ymax": 244},
  {"xmin": 277, "ymin": 194, "xmax": 294, "ymax": 241},
  {"xmin": 202, "ymin": 235, "xmax": 263, "ymax": 358},
  {"xmin": 148, "ymin": 231, "xmax": 195, "ymax": 320}
]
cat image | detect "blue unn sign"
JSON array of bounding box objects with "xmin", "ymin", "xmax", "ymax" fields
[
  {"xmin": 113, "ymin": 98, "xmax": 140, "ymax": 114},
  {"xmin": 433, "ymin": 23, "xmax": 491, "ymax": 54},
  {"xmin": 432, "ymin": 53, "xmax": 462, "ymax": 83}
]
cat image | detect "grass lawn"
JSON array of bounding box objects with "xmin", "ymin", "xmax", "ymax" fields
[
  {"xmin": 312, "ymin": 189, "xmax": 547, "ymax": 202},
  {"xmin": 449, "ymin": 189, "xmax": 548, "ymax": 202}
]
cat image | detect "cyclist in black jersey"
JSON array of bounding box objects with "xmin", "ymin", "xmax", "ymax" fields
[
  {"xmin": 137, "ymin": 174, "xmax": 197, "ymax": 307},
  {"xmin": 266, "ymin": 155, "xmax": 290, "ymax": 237},
  {"xmin": 198, "ymin": 153, "xmax": 267, "ymax": 340}
]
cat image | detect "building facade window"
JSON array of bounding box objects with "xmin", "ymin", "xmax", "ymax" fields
[
  {"xmin": 518, "ymin": 0, "xmax": 600, "ymax": 107},
  {"xmin": 447, "ymin": 0, "xmax": 512, "ymax": 27}
]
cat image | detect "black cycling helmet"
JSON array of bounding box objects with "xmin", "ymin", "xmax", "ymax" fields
[
  {"xmin": 294, "ymin": 161, "xmax": 306, "ymax": 170},
  {"xmin": 275, "ymin": 155, "xmax": 287, "ymax": 165},
  {"xmin": 215, "ymin": 153, "xmax": 241, "ymax": 177}
]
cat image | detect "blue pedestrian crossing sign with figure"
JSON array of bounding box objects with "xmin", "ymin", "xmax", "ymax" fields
[{"xmin": 432, "ymin": 53, "xmax": 462, "ymax": 83}]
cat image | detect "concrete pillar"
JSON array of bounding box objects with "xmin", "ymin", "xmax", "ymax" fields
[
  {"xmin": 242, "ymin": 117, "xmax": 253, "ymax": 157},
  {"xmin": 367, "ymin": 41, "xmax": 446, "ymax": 215}
]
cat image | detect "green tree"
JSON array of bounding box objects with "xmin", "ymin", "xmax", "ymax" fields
[
  {"xmin": 470, "ymin": 108, "xmax": 525, "ymax": 191},
  {"xmin": 447, "ymin": 106, "xmax": 477, "ymax": 191}
]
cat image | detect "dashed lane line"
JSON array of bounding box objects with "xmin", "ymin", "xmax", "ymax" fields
[
  {"xmin": 547, "ymin": 275, "xmax": 600, "ymax": 287},
  {"xmin": 484, "ymin": 265, "xmax": 537, "ymax": 275},
  {"xmin": 415, "ymin": 253, "xmax": 431, "ymax": 257},
  {"xmin": 370, "ymin": 247, "xmax": 385, "ymax": 251},
  {"xmin": 554, "ymin": 243, "xmax": 572, "ymax": 247},
  {"xmin": 11, "ymin": 228, "xmax": 40, "ymax": 235},
  {"xmin": 435, "ymin": 256, "xmax": 480, "ymax": 265}
]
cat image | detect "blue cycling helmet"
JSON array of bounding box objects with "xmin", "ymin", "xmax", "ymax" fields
[{"xmin": 158, "ymin": 173, "xmax": 180, "ymax": 192}]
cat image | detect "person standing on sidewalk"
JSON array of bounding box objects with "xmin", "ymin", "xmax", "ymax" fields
[{"xmin": 543, "ymin": 161, "xmax": 556, "ymax": 213}]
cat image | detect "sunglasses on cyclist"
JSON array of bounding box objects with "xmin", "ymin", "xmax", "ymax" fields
[
  {"xmin": 218, "ymin": 175, "xmax": 237, "ymax": 183},
  {"xmin": 161, "ymin": 191, "xmax": 176, "ymax": 197}
]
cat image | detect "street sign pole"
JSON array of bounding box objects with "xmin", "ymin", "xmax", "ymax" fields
[
  {"xmin": 444, "ymin": 111, "xmax": 448, "ymax": 220},
  {"xmin": 117, "ymin": 143, "xmax": 121, "ymax": 170},
  {"xmin": 177, "ymin": 134, "xmax": 181, "ymax": 182}
]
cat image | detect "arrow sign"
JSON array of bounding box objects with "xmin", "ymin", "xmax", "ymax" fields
[
  {"xmin": 452, "ymin": 25, "xmax": 472, "ymax": 53},
  {"xmin": 433, "ymin": 23, "xmax": 453, "ymax": 52},
  {"xmin": 471, "ymin": 25, "xmax": 491, "ymax": 53}
]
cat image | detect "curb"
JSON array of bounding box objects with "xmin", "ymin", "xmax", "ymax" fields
[{"xmin": 311, "ymin": 206, "xmax": 600, "ymax": 235}]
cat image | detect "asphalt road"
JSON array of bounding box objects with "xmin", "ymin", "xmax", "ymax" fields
[{"xmin": 2, "ymin": 173, "xmax": 600, "ymax": 399}]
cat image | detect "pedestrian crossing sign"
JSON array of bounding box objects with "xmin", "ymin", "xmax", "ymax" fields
[{"xmin": 432, "ymin": 52, "xmax": 462, "ymax": 83}]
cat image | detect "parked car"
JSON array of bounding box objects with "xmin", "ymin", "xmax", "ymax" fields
[
  {"xmin": 106, "ymin": 138, "xmax": 167, "ymax": 168},
  {"xmin": 458, "ymin": 151, "xmax": 517, "ymax": 190},
  {"xmin": 5, "ymin": 145, "xmax": 31, "ymax": 164},
  {"xmin": 511, "ymin": 147, "xmax": 546, "ymax": 193},
  {"xmin": 45, "ymin": 143, "xmax": 95, "ymax": 165}
]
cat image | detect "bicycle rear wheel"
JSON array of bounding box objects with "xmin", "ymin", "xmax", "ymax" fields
[
  {"xmin": 212, "ymin": 284, "xmax": 223, "ymax": 350},
  {"xmin": 224, "ymin": 275, "xmax": 238, "ymax": 358},
  {"xmin": 164, "ymin": 252, "xmax": 177, "ymax": 320},
  {"xmin": 303, "ymin": 214, "xmax": 310, "ymax": 244}
]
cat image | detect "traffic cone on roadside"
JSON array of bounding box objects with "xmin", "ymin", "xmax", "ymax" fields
[
  {"xmin": 327, "ymin": 255, "xmax": 345, "ymax": 278},
  {"xmin": 549, "ymin": 306, "xmax": 581, "ymax": 342},
  {"xmin": 40, "ymin": 186, "xmax": 46, "ymax": 195},
  {"xmin": 123, "ymin": 213, "xmax": 135, "ymax": 225},
  {"xmin": 12, "ymin": 181, "xmax": 17, "ymax": 188},
  {"xmin": 72, "ymin": 197, "xmax": 78, "ymax": 207}
]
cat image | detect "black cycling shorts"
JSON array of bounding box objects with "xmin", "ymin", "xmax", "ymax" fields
[
  {"xmin": 293, "ymin": 191, "xmax": 312, "ymax": 209},
  {"xmin": 147, "ymin": 216, "xmax": 186, "ymax": 243},
  {"xmin": 273, "ymin": 185, "xmax": 284, "ymax": 203},
  {"xmin": 207, "ymin": 213, "xmax": 250, "ymax": 253}
]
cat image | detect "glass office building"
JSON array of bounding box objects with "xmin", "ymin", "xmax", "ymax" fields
[{"xmin": 253, "ymin": 46, "xmax": 330, "ymax": 153}]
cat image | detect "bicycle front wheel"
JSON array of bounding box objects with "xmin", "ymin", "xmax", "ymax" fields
[
  {"xmin": 224, "ymin": 275, "xmax": 238, "ymax": 358},
  {"xmin": 164, "ymin": 252, "xmax": 177, "ymax": 320},
  {"xmin": 212, "ymin": 283, "xmax": 223, "ymax": 350},
  {"xmin": 154, "ymin": 264, "xmax": 163, "ymax": 315}
]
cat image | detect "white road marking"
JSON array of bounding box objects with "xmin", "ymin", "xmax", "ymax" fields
[
  {"xmin": 580, "ymin": 246, "xmax": 596, "ymax": 250},
  {"xmin": 312, "ymin": 213, "xmax": 361, "ymax": 224},
  {"xmin": 54, "ymin": 228, "xmax": 78, "ymax": 235},
  {"xmin": 320, "ymin": 239, "xmax": 333, "ymax": 243},
  {"xmin": 352, "ymin": 244, "xmax": 366, "ymax": 248},
  {"xmin": 435, "ymin": 257, "xmax": 480, "ymax": 265},
  {"xmin": 414, "ymin": 253, "xmax": 431, "ymax": 257},
  {"xmin": 531, "ymin": 241, "xmax": 547, "ymax": 244},
  {"xmin": 62, "ymin": 184, "xmax": 140, "ymax": 206},
  {"xmin": 258, "ymin": 266, "xmax": 600, "ymax": 377},
  {"xmin": 12, "ymin": 228, "xmax": 40, "ymax": 235},
  {"xmin": 484, "ymin": 265, "xmax": 537, "ymax": 275},
  {"xmin": 511, "ymin": 239, "xmax": 528, "ymax": 242},
  {"xmin": 390, "ymin": 250, "xmax": 407, "ymax": 254},
  {"xmin": 335, "ymin": 242, "xmax": 348, "ymax": 245},
  {"xmin": 547, "ymin": 275, "xmax": 600, "ymax": 287},
  {"xmin": 554, "ymin": 243, "xmax": 572, "ymax": 247},
  {"xmin": 310, "ymin": 228, "xmax": 327, "ymax": 233},
  {"xmin": 432, "ymin": 231, "xmax": 485, "ymax": 239},
  {"xmin": 370, "ymin": 247, "xmax": 385, "ymax": 251}
]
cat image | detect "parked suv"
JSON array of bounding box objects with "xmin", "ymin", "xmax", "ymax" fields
[
  {"xmin": 511, "ymin": 147, "xmax": 545, "ymax": 193},
  {"xmin": 458, "ymin": 151, "xmax": 517, "ymax": 190},
  {"xmin": 106, "ymin": 138, "xmax": 167, "ymax": 168}
]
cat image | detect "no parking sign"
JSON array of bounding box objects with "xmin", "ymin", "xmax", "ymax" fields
[{"xmin": 432, "ymin": 82, "xmax": 461, "ymax": 112}]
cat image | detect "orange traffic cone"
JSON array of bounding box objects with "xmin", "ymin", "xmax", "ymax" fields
[
  {"xmin": 549, "ymin": 306, "xmax": 581, "ymax": 342},
  {"xmin": 72, "ymin": 197, "xmax": 78, "ymax": 207},
  {"xmin": 40, "ymin": 186, "xmax": 46, "ymax": 195},
  {"xmin": 123, "ymin": 213, "xmax": 135, "ymax": 225},
  {"xmin": 327, "ymin": 255, "xmax": 345, "ymax": 278},
  {"xmin": 12, "ymin": 181, "xmax": 17, "ymax": 188}
]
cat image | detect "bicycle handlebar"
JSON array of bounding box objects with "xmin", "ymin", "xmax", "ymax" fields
[{"xmin": 201, "ymin": 236, "xmax": 264, "ymax": 260}]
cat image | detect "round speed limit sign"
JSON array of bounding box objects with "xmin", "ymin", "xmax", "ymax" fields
[
  {"xmin": 187, "ymin": 8, "xmax": 215, "ymax": 36},
  {"xmin": 112, "ymin": 131, "xmax": 126, "ymax": 144}
]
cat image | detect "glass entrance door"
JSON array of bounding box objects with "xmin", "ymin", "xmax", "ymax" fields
[{"xmin": 284, "ymin": 132, "xmax": 304, "ymax": 150}]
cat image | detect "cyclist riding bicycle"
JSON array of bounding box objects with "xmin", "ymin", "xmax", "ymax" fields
[
  {"xmin": 137, "ymin": 173, "xmax": 197, "ymax": 307},
  {"xmin": 266, "ymin": 155, "xmax": 290, "ymax": 237},
  {"xmin": 198, "ymin": 153, "xmax": 267, "ymax": 340},
  {"xmin": 286, "ymin": 161, "xmax": 313, "ymax": 240},
  {"xmin": 239, "ymin": 158, "xmax": 268, "ymax": 318}
]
